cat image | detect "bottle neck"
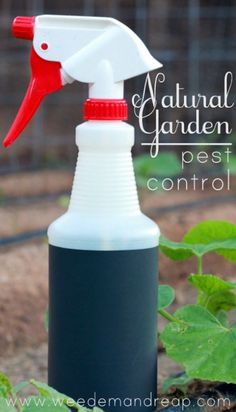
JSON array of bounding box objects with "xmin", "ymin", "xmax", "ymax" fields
[{"xmin": 69, "ymin": 121, "xmax": 140, "ymax": 217}]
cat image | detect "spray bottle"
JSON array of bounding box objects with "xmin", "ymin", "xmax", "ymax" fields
[{"xmin": 4, "ymin": 15, "xmax": 162, "ymax": 412}]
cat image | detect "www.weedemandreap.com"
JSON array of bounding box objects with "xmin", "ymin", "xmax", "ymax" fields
[{"xmin": 3, "ymin": 393, "xmax": 232, "ymax": 410}]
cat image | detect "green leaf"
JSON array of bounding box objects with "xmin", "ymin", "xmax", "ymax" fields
[
  {"xmin": 189, "ymin": 274, "xmax": 236, "ymax": 294},
  {"xmin": 22, "ymin": 397, "xmax": 70, "ymax": 412},
  {"xmin": 162, "ymin": 373, "xmax": 192, "ymax": 393},
  {"xmin": 160, "ymin": 304, "xmax": 236, "ymax": 383},
  {"xmin": 30, "ymin": 380, "xmax": 64, "ymax": 399},
  {"xmin": 202, "ymin": 290, "xmax": 236, "ymax": 314},
  {"xmin": 223, "ymin": 154, "xmax": 236, "ymax": 175},
  {"xmin": 30, "ymin": 381, "xmax": 79, "ymax": 410},
  {"xmin": 158, "ymin": 285, "xmax": 175, "ymax": 310},
  {"xmin": 159, "ymin": 236, "xmax": 195, "ymax": 261},
  {"xmin": 0, "ymin": 398, "xmax": 17, "ymax": 412},
  {"xmin": 159, "ymin": 236, "xmax": 228, "ymax": 260},
  {"xmin": 135, "ymin": 176, "xmax": 148, "ymax": 189},
  {"xmin": 12, "ymin": 381, "xmax": 29, "ymax": 395},
  {"xmin": 217, "ymin": 310, "xmax": 229, "ymax": 327},
  {"xmin": 134, "ymin": 152, "xmax": 182, "ymax": 179},
  {"xmin": 134, "ymin": 152, "xmax": 182, "ymax": 189},
  {"xmin": 0, "ymin": 372, "xmax": 13, "ymax": 398},
  {"xmin": 188, "ymin": 274, "xmax": 236, "ymax": 315},
  {"xmin": 57, "ymin": 195, "xmax": 69, "ymax": 208},
  {"xmin": 160, "ymin": 221, "xmax": 236, "ymax": 262},
  {"xmin": 184, "ymin": 220, "xmax": 236, "ymax": 262}
]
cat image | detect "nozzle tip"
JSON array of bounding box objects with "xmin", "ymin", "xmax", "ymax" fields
[{"xmin": 12, "ymin": 16, "xmax": 35, "ymax": 40}]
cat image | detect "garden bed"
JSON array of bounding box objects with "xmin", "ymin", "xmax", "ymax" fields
[{"xmin": 0, "ymin": 170, "xmax": 236, "ymax": 410}]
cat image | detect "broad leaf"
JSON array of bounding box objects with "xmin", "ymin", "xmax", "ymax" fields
[
  {"xmin": 0, "ymin": 372, "xmax": 12, "ymax": 398},
  {"xmin": 223, "ymin": 154, "xmax": 236, "ymax": 175},
  {"xmin": 30, "ymin": 381, "xmax": 78, "ymax": 410},
  {"xmin": 217, "ymin": 310, "xmax": 229, "ymax": 327},
  {"xmin": 0, "ymin": 398, "xmax": 17, "ymax": 412},
  {"xmin": 160, "ymin": 305, "xmax": 236, "ymax": 383},
  {"xmin": 135, "ymin": 176, "xmax": 148, "ymax": 189},
  {"xmin": 22, "ymin": 397, "xmax": 70, "ymax": 412},
  {"xmin": 162, "ymin": 373, "xmax": 192, "ymax": 393},
  {"xmin": 57, "ymin": 196, "xmax": 69, "ymax": 209},
  {"xmin": 160, "ymin": 236, "xmax": 195, "ymax": 261},
  {"xmin": 159, "ymin": 236, "xmax": 236, "ymax": 260},
  {"xmin": 184, "ymin": 220, "xmax": 236, "ymax": 262},
  {"xmin": 189, "ymin": 274, "xmax": 235, "ymax": 294},
  {"xmin": 201, "ymin": 290, "xmax": 236, "ymax": 315},
  {"xmin": 188, "ymin": 274, "xmax": 236, "ymax": 314},
  {"xmin": 158, "ymin": 285, "xmax": 175, "ymax": 310},
  {"xmin": 160, "ymin": 221, "xmax": 236, "ymax": 262},
  {"xmin": 12, "ymin": 381, "xmax": 29, "ymax": 395},
  {"xmin": 134, "ymin": 152, "xmax": 182, "ymax": 179}
]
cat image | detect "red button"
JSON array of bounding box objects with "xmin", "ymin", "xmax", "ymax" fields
[
  {"xmin": 41, "ymin": 42, "xmax": 48, "ymax": 50},
  {"xmin": 12, "ymin": 16, "xmax": 35, "ymax": 40}
]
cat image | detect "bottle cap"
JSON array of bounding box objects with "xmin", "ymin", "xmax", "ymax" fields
[{"xmin": 84, "ymin": 99, "xmax": 128, "ymax": 121}]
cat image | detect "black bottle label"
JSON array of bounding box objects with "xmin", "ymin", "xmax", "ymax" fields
[{"xmin": 48, "ymin": 245, "xmax": 158, "ymax": 412}]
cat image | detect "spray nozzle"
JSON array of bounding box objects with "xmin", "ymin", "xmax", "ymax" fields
[
  {"xmin": 12, "ymin": 16, "xmax": 35, "ymax": 40},
  {"xmin": 3, "ymin": 15, "xmax": 162, "ymax": 147}
]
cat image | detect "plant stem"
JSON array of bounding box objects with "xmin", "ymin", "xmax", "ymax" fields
[
  {"xmin": 197, "ymin": 255, "xmax": 203, "ymax": 275},
  {"xmin": 10, "ymin": 392, "xmax": 22, "ymax": 412},
  {"xmin": 158, "ymin": 308, "xmax": 183, "ymax": 324}
]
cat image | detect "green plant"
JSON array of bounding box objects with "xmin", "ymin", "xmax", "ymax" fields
[
  {"xmin": 158, "ymin": 220, "xmax": 236, "ymax": 392},
  {"xmin": 57, "ymin": 195, "xmax": 70, "ymax": 209},
  {"xmin": 134, "ymin": 151, "xmax": 182, "ymax": 189},
  {"xmin": 221, "ymin": 133, "xmax": 236, "ymax": 175},
  {"xmin": 0, "ymin": 373, "xmax": 102, "ymax": 412},
  {"xmin": 160, "ymin": 220, "xmax": 236, "ymax": 275},
  {"xmin": 223, "ymin": 153, "xmax": 236, "ymax": 175}
]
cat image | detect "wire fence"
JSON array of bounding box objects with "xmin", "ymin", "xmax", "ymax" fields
[{"xmin": 0, "ymin": 0, "xmax": 235, "ymax": 173}]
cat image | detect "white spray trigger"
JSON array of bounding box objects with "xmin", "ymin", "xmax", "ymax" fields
[{"xmin": 33, "ymin": 15, "xmax": 162, "ymax": 98}]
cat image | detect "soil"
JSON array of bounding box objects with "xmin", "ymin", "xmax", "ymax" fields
[
  {"xmin": 0, "ymin": 170, "xmax": 72, "ymax": 199},
  {"xmin": 0, "ymin": 343, "xmax": 180, "ymax": 394},
  {"xmin": 0, "ymin": 202, "xmax": 64, "ymax": 237},
  {"xmin": 0, "ymin": 343, "xmax": 48, "ymax": 392},
  {"xmin": 0, "ymin": 243, "xmax": 48, "ymax": 357},
  {"xmin": 0, "ymin": 170, "xmax": 235, "ymax": 402}
]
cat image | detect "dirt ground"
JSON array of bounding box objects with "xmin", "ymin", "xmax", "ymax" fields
[
  {"xmin": 0, "ymin": 170, "xmax": 235, "ymax": 391},
  {"xmin": 0, "ymin": 342, "xmax": 181, "ymax": 395}
]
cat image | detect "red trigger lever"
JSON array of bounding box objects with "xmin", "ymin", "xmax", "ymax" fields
[{"xmin": 3, "ymin": 16, "xmax": 63, "ymax": 148}]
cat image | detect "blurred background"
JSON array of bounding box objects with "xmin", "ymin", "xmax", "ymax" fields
[
  {"xmin": 0, "ymin": 0, "xmax": 235, "ymax": 170},
  {"xmin": 0, "ymin": 0, "xmax": 235, "ymax": 393}
]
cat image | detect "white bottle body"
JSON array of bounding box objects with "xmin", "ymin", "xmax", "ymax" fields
[{"xmin": 48, "ymin": 120, "xmax": 159, "ymax": 251}]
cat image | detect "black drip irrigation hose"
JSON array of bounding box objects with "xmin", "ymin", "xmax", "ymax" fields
[
  {"xmin": 0, "ymin": 229, "xmax": 47, "ymax": 247},
  {"xmin": 148, "ymin": 194, "xmax": 236, "ymax": 218},
  {"xmin": 1, "ymin": 191, "xmax": 69, "ymax": 206},
  {"xmin": 0, "ymin": 193, "xmax": 236, "ymax": 248},
  {"xmin": 1, "ymin": 192, "xmax": 236, "ymax": 210},
  {"xmin": 159, "ymin": 383, "xmax": 236, "ymax": 411}
]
